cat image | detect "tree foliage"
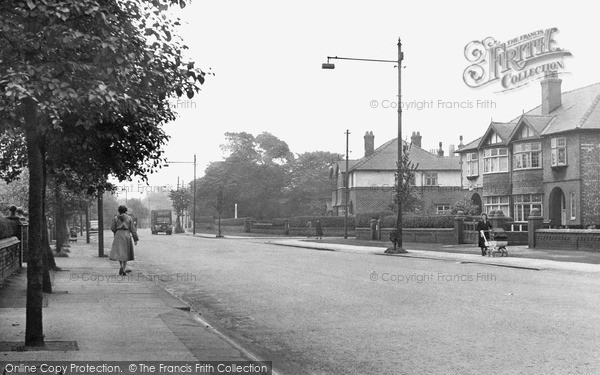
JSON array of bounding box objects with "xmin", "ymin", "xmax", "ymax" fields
[{"xmin": 195, "ymin": 132, "xmax": 341, "ymax": 219}]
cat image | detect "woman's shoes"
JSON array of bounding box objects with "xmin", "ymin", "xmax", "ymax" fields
[{"xmin": 119, "ymin": 268, "xmax": 125, "ymax": 276}]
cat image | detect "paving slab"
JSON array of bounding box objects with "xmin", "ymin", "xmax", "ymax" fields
[{"xmin": 0, "ymin": 241, "xmax": 255, "ymax": 363}]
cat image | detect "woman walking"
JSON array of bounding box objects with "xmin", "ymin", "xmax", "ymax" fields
[
  {"xmin": 476, "ymin": 213, "xmax": 492, "ymax": 256},
  {"xmin": 109, "ymin": 205, "xmax": 139, "ymax": 275}
]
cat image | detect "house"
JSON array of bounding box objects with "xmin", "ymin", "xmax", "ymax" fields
[
  {"xmin": 457, "ymin": 72, "xmax": 600, "ymax": 227},
  {"xmin": 329, "ymin": 131, "xmax": 464, "ymax": 216}
]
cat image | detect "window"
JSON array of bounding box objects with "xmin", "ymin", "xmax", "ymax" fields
[
  {"xmin": 424, "ymin": 173, "xmax": 438, "ymax": 186},
  {"xmin": 485, "ymin": 131, "xmax": 502, "ymax": 145},
  {"xmin": 520, "ymin": 125, "xmax": 534, "ymax": 138},
  {"xmin": 570, "ymin": 192, "xmax": 576, "ymax": 220},
  {"xmin": 551, "ymin": 137, "xmax": 567, "ymax": 166},
  {"xmin": 466, "ymin": 152, "xmax": 479, "ymax": 177},
  {"xmin": 513, "ymin": 194, "xmax": 542, "ymax": 222},
  {"xmin": 483, "ymin": 148, "xmax": 508, "ymax": 173},
  {"xmin": 484, "ymin": 196, "xmax": 510, "ymax": 216},
  {"xmin": 436, "ymin": 205, "xmax": 451, "ymax": 214},
  {"xmin": 513, "ymin": 142, "xmax": 541, "ymax": 170}
]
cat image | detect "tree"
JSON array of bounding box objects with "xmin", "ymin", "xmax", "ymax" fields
[
  {"xmin": 124, "ymin": 198, "xmax": 149, "ymax": 228},
  {"xmin": 0, "ymin": 0, "xmax": 207, "ymax": 346},
  {"xmin": 388, "ymin": 144, "xmax": 419, "ymax": 252},
  {"xmin": 287, "ymin": 151, "xmax": 342, "ymax": 216},
  {"xmin": 169, "ymin": 188, "xmax": 191, "ymax": 232}
]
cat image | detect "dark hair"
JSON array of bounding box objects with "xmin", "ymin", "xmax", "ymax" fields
[
  {"xmin": 481, "ymin": 213, "xmax": 488, "ymax": 220},
  {"xmin": 118, "ymin": 205, "xmax": 128, "ymax": 214}
]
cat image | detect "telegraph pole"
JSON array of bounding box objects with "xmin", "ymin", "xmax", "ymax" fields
[{"xmin": 345, "ymin": 129, "xmax": 350, "ymax": 239}]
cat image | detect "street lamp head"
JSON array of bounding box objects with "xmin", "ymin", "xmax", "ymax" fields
[{"xmin": 322, "ymin": 63, "xmax": 335, "ymax": 69}]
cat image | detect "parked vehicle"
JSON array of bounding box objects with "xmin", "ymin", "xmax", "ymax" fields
[
  {"xmin": 151, "ymin": 210, "xmax": 173, "ymax": 235},
  {"xmin": 89, "ymin": 220, "xmax": 99, "ymax": 234}
]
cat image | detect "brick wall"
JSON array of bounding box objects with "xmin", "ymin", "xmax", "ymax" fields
[
  {"xmin": 356, "ymin": 227, "xmax": 455, "ymax": 244},
  {"xmin": 512, "ymin": 170, "xmax": 544, "ymax": 194},
  {"xmin": 483, "ymin": 173, "xmax": 511, "ymax": 196},
  {"xmin": 416, "ymin": 186, "xmax": 468, "ymax": 214},
  {"xmin": 0, "ymin": 237, "xmax": 20, "ymax": 284},
  {"xmin": 535, "ymin": 229, "xmax": 600, "ymax": 251},
  {"xmin": 580, "ymin": 132, "xmax": 600, "ymax": 225}
]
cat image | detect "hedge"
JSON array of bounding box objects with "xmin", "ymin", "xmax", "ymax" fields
[
  {"xmin": 0, "ymin": 218, "xmax": 18, "ymax": 240},
  {"xmin": 219, "ymin": 217, "xmax": 251, "ymax": 226},
  {"xmin": 196, "ymin": 216, "xmax": 214, "ymax": 224},
  {"xmin": 354, "ymin": 211, "xmax": 395, "ymax": 228},
  {"xmin": 285, "ymin": 216, "xmax": 354, "ymax": 229},
  {"xmin": 379, "ymin": 214, "xmax": 455, "ymax": 228}
]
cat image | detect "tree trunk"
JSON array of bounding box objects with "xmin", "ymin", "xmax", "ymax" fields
[
  {"xmin": 23, "ymin": 99, "xmax": 45, "ymax": 346},
  {"xmin": 54, "ymin": 181, "xmax": 64, "ymax": 253},
  {"xmin": 41, "ymin": 140, "xmax": 54, "ymax": 292}
]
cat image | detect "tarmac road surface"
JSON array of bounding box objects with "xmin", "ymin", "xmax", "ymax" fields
[{"xmin": 135, "ymin": 229, "xmax": 600, "ymax": 375}]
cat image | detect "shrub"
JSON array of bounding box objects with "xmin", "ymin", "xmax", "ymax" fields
[
  {"xmin": 354, "ymin": 211, "xmax": 395, "ymax": 228},
  {"xmin": 219, "ymin": 217, "xmax": 251, "ymax": 226},
  {"xmin": 379, "ymin": 214, "xmax": 455, "ymax": 229},
  {"xmin": 286, "ymin": 216, "xmax": 354, "ymax": 229}
]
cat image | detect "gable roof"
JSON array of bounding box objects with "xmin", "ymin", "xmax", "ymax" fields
[
  {"xmin": 349, "ymin": 138, "xmax": 460, "ymax": 172},
  {"xmin": 521, "ymin": 82, "xmax": 600, "ymax": 135},
  {"xmin": 456, "ymin": 137, "xmax": 481, "ymax": 153}
]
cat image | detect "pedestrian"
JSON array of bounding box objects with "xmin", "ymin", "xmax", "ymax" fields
[
  {"xmin": 306, "ymin": 220, "xmax": 312, "ymax": 238},
  {"xmin": 476, "ymin": 213, "xmax": 492, "ymax": 256},
  {"xmin": 109, "ymin": 205, "xmax": 139, "ymax": 275},
  {"xmin": 315, "ymin": 219, "xmax": 323, "ymax": 240}
]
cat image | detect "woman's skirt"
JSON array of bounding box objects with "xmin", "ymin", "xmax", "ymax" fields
[{"xmin": 109, "ymin": 230, "xmax": 134, "ymax": 261}]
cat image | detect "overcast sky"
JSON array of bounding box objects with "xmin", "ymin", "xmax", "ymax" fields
[{"xmin": 116, "ymin": 0, "xmax": 599, "ymax": 200}]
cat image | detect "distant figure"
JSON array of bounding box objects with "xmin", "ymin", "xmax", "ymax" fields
[
  {"xmin": 306, "ymin": 220, "xmax": 312, "ymax": 238},
  {"xmin": 476, "ymin": 213, "xmax": 493, "ymax": 256},
  {"xmin": 315, "ymin": 219, "xmax": 323, "ymax": 240},
  {"xmin": 109, "ymin": 205, "xmax": 139, "ymax": 275}
]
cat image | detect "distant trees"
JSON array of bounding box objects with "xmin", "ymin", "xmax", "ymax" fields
[{"xmin": 194, "ymin": 132, "xmax": 341, "ymax": 219}]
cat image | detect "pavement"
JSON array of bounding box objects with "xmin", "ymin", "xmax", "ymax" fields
[
  {"xmin": 0, "ymin": 240, "xmax": 266, "ymax": 366},
  {"xmin": 266, "ymin": 238, "xmax": 600, "ymax": 273}
]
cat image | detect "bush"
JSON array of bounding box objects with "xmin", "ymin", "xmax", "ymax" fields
[
  {"xmin": 219, "ymin": 217, "xmax": 251, "ymax": 226},
  {"xmin": 196, "ymin": 216, "xmax": 214, "ymax": 224},
  {"xmin": 286, "ymin": 216, "xmax": 354, "ymax": 229},
  {"xmin": 0, "ymin": 218, "xmax": 18, "ymax": 240},
  {"xmin": 379, "ymin": 214, "xmax": 455, "ymax": 229},
  {"xmin": 354, "ymin": 211, "xmax": 395, "ymax": 228}
]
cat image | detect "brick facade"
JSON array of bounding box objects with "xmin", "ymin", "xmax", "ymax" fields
[
  {"xmin": 483, "ymin": 173, "xmax": 511, "ymax": 196},
  {"xmin": 580, "ymin": 132, "xmax": 600, "ymax": 225}
]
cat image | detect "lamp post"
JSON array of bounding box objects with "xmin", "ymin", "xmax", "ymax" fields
[
  {"xmin": 164, "ymin": 154, "xmax": 197, "ymax": 235},
  {"xmin": 323, "ymin": 38, "xmax": 404, "ymax": 251}
]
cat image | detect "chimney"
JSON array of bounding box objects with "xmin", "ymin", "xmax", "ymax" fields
[
  {"xmin": 364, "ymin": 131, "xmax": 374, "ymax": 157},
  {"xmin": 541, "ymin": 71, "xmax": 562, "ymax": 115},
  {"xmin": 449, "ymin": 144, "xmax": 456, "ymax": 155},
  {"xmin": 411, "ymin": 131, "xmax": 422, "ymax": 148},
  {"xmin": 437, "ymin": 142, "xmax": 444, "ymax": 157},
  {"xmin": 459, "ymin": 135, "xmax": 464, "ymax": 148}
]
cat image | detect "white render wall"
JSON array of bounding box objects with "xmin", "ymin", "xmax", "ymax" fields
[{"xmin": 351, "ymin": 170, "xmax": 461, "ymax": 188}]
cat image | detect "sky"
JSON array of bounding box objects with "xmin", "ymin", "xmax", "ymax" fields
[{"xmin": 116, "ymin": 0, "xmax": 599, "ymax": 200}]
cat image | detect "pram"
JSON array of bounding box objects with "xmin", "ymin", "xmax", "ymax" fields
[
  {"xmin": 480, "ymin": 229, "xmax": 508, "ymax": 257},
  {"xmin": 69, "ymin": 228, "xmax": 78, "ymax": 243}
]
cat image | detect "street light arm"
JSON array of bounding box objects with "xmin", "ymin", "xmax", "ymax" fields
[{"xmin": 327, "ymin": 56, "xmax": 398, "ymax": 64}]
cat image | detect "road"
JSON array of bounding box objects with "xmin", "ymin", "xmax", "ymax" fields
[{"xmin": 133, "ymin": 229, "xmax": 600, "ymax": 375}]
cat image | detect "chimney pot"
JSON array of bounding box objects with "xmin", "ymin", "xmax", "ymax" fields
[{"xmin": 437, "ymin": 142, "xmax": 444, "ymax": 157}]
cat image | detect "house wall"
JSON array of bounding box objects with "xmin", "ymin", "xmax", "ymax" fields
[
  {"xmin": 352, "ymin": 171, "xmax": 394, "ymax": 188},
  {"xmin": 460, "ymin": 151, "xmax": 484, "ymax": 189},
  {"xmin": 415, "ymin": 170, "xmax": 461, "ymax": 186},
  {"xmin": 579, "ymin": 131, "xmax": 600, "ymax": 225},
  {"xmin": 542, "ymin": 133, "xmax": 581, "ymax": 183}
]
